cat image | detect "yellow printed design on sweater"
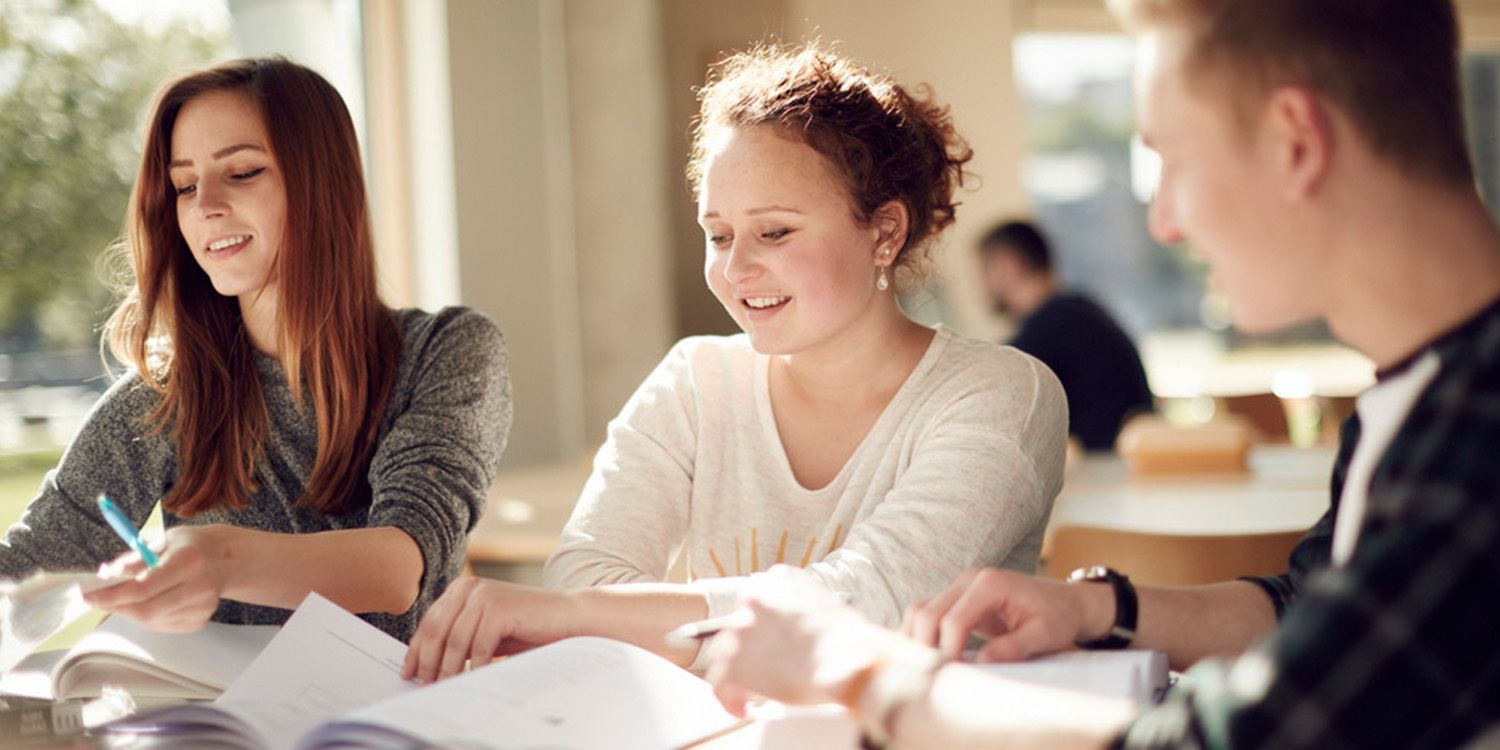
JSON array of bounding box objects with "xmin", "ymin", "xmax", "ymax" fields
[{"xmin": 703, "ymin": 525, "xmax": 844, "ymax": 578}]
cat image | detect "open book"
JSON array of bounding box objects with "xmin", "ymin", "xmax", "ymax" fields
[
  {"xmin": 0, "ymin": 613, "xmax": 278, "ymax": 702},
  {"xmin": 103, "ymin": 593, "xmax": 746, "ymax": 750},
  {"xmin": 50, "ymin": 616, "xmax": 278, "ymax": 701}
]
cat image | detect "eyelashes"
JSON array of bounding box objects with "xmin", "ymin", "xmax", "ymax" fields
[
  {"xmin": 173, "ymin": 167, "xmax": 268, "ymax": 197},
  {"xmin": 705, "ymin": 227, "xmax": 795, "ymax": 249}
]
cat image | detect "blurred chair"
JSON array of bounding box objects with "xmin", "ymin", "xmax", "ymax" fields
[{"xmin": 1044, "ymin": 526, "xmax": 1303, "ymax": 586}]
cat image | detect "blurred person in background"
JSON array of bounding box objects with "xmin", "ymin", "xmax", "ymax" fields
[{"xmin": 980, "ymin": 219, "xmax": 1153, "ymax": 451}]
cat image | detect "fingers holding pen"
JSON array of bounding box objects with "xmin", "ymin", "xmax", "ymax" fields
[{"xmin": 85, "ymin": 525, "xmax": 235, "ymax": 633}]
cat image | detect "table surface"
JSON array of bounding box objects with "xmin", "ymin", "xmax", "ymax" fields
[
  {"xmin": 1049, "ymin": 444, "xmax": 1335, "ymax": 536},
  {"xmin": 467, "ymin": 445, "xmax": 1338, "ymax": 564}
]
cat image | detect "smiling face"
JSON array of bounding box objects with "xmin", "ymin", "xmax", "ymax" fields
[
  {"xmin": 169, "ymin": 88, "xmax": 286, "ymax": 304},
  {"xmin": 697, "ymin": 126, "xmax": 891, "ymax": 355},
  {"xmin": 1137, "ymin": 27, "xmax": 1325, "ymax": 333}
]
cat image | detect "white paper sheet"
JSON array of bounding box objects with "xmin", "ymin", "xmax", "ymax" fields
[
  {"xmin": 210, "ymin": 592, "xmax": 414, "ymax": 748},
  {"xmin": 300, "ymin": 636, "xmax": 743, "ymax": 750}
]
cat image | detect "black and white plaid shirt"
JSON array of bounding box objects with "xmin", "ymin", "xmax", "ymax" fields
[{"xmin": 1113, "ymin": 297, "xmax": 1500, "ymax": 749}]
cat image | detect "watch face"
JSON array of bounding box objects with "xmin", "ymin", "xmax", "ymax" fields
[{"xmin": 1067, "ymin": 565, "xmax": 1111, "ymax": 583}]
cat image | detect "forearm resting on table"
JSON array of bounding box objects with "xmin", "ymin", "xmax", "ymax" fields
[
  {"xmin": 578, "ymin": 583, "xmax": 711, "ymax": 667},
  {"xmin": 1082, "ymin": 579, "xmax": 1277, "ymax": 670},
  {"xmin": 220, "ymin": 526, "xmax": 424, "ymax": 615},
  {"xmin": 893, "ymin": 658, "xmax": 1137, "ymax": 750}
]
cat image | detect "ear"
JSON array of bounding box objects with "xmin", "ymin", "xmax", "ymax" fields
[
  {"xmin": 870, "ymin": 200, "xmax": 911, "ymax": 266},
  {"xmin": 1265, "ymin": 86, "xmax": 1333, "ymax": 200}
]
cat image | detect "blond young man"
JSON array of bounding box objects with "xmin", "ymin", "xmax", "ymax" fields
[{"xmin": 702, "ymin": 1, "xmax": 1500, "ymax": 748}]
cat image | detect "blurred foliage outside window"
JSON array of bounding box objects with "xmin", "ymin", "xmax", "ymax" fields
[
  {"xmin": 1, "ymin": 0, "xmax": 228, "ymax": 353},
  {"xmin": 1, "ymin": 0, "xmax": 228, "ymax": 522}
]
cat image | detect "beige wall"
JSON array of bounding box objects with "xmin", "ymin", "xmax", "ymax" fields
[
  {"xmin": 660, "ymin": 0, "xmax": 791, "ymax": 338},
  {"xmin": 440, "ymin": 0, "xmax": 682, "ymax": 466},
  {"xmin": 447, "ymin": 0, "xmax": 587, "ymax": 467},
  {"xmin": 564, "ymin": 0, "xmax": 678, "ymax": 438}
]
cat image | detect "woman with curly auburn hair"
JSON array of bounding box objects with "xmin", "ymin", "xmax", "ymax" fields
[
  {"xmin": 403, "ymin": 44, "xmax": 1065, "ymax": 681},
  {"xmin": 0, "ymin": 57, "xmax": 511, "ymax": 641}
]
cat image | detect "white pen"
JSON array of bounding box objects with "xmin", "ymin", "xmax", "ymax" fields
[{"xmin": 664, "ymin": 591, "xmax": 853, "ymax": 649}]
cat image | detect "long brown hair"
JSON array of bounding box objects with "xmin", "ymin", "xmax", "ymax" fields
[{"xmin": 105, "ymin": 57, "xmax": 400, "ymax": 517}]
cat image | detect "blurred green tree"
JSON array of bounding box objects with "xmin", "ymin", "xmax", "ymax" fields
[{"xmin": 0, "ymin": 0, "xmax": 227, "ymax": 352}]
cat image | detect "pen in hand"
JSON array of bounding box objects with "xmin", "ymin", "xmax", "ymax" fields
[
  {"xmin": 665, "ymin": 591, "xmax": 853, "ymax": 649},
  {"xmin": 97, "ymin": 494, "xmax": 160, "ymax": 569},
  {"xmin": 665, "ymin": 612, "xmax": 753, "ymax": 649}
]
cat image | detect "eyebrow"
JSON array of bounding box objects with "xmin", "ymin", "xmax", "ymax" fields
[
  {"xmin": 699, "ymin": 205, "xmax": 804, "ymax": 220},
  {"xmin": 168, "ymin": 143, "xmax": 267, "ymax": 169}
]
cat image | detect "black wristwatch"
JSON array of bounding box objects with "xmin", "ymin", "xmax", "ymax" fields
[{"xmin": 1066, "ymin": 565, "xmax": 1138, "ymax": 650}]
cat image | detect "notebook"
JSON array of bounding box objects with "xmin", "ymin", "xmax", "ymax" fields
[
  {"xmin": 102, "ymin": 593, "xmax": 747, "ymax": 750},
  {"xmin": 975, "ymin": 649, "xmax": 1170, "ymax": 703}
]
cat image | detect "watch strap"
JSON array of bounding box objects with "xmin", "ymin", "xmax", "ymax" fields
[{"xmin": 1070, "ymin": 566, "xmax": 1138, "ymax": 650}]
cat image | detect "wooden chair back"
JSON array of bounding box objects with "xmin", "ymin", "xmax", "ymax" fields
[{"xmin": 1045, "ymin": 526, "xmax": 1303, "ymax": 586}]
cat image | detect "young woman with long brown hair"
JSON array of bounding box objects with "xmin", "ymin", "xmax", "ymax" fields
[{"xmin": 0, "ymin": 57, "xmax": 511, "ymax": 640}]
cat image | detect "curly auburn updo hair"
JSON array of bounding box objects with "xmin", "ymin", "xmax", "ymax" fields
[{"xmin": 687, "ymin": 44, "xmax": 973, "ymax": 281}]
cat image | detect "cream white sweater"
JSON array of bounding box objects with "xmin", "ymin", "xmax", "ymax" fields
[{"xmin": 544, "ymin": 327, "xmax": 1066, "ymax": 657}]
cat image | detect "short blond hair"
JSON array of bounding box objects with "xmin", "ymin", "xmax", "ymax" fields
[{"xmin": 1109, "ymin": 0, "xmax": 1473, "ymax": 185}]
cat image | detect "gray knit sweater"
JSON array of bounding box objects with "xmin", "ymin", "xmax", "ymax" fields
[{"xmin": 0, "ymin": 306, "xmax": 510, "ymax": 641}]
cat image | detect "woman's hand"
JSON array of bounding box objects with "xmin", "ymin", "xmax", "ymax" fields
[
  {"xmin": 84, "ymin": 524, "xmax": 236, "ymax": 633},
  {"xmin": 703, "ymin": 566, "xmax": 903, "ymax": 716},
  {"xmin": 402, "ymin": 577, "xmax": 583, "ymax": 684}
]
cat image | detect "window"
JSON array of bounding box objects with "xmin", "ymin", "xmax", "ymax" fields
[
  {"xmin": 1466, "ymin": 51, "xmax": 1500, "ymax": 224},
  {"xmin": 0, "ymin": 0, "xmax": 230, "ymax": 516}
]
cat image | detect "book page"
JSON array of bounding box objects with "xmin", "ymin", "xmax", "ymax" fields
[
  {"xmin": 100, "ymin": 594, "xmax": 413, "ymax": 749},
  {"xmin": 51, "ymin": 615, "xmax": 278, "ymax": 700},
  {"xmin": 301, "ymin": 637, "xmax": 743, "ymax": 750},
  {"xmin": 210, "ymin": 592, "xmax": 413, "ymax": 748}
]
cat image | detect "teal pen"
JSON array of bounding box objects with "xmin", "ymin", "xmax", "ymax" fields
[{"xmin": 97, "ymin": 494, "xmax": 160, "ymax": 569}]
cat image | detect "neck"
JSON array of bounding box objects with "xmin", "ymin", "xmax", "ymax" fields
[
  {"xmin": 239, "ymin": 289, "xmax": 280, "ymax": 359},
  {"xmin": 771, "ymin": 298, "xmax": 933, "ymax": 408},
  {"xmin": 1324, "ymin": 179, "xmax": 1500, "ymax": 369}
]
